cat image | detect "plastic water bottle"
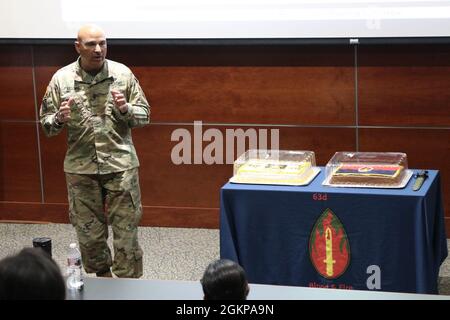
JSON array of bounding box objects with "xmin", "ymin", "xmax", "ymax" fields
[{"xmin": 66, "ymin": 242, "xmax": 84, "ymax": 290}]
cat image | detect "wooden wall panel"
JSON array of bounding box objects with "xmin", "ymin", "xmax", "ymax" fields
[
  {"xmin": 0, "ymin": 122, "xmax": 41, "ymax": 203},
  {"xmin": 108, "ymin": 45, "xmax": 355, "ymax": 125},
  {"xmin": 141, "ymin": 207, "xmax": 219, "ymax": 228},
  {"xmin": 132, "ymin": 66, "xmax": 355, "ymax": 125},
  {"xmin": 108, "ymin": 44, "xmax": 354, "ymax": 67},
  {"xmin": 276, "ymin": 127, "xmax": 356, "ymax": 166},
  {"xmin": 0, "ymin": 202, "xmax": 67, "ymax": 223},
  {"xmin": 0, "ymin": 45, "xmax": 35, "ymax": 120},
  {"xmin": 33, "ymin": 45, "xmax": 78, "ymax": 106},
  {"xmin": 359, "ymin": 45, "xmax": 450, "ymax": 127},
  {"xmin": 359, "ymin": 128, "xmax": 450, "ymax": 216},
  {"xmin": 135, "ymin": 124, "xmax": 230, "ymax": 208},
  {"xmin": 39, "ymin": 131, "xmax": 67, "ymax": 203}
]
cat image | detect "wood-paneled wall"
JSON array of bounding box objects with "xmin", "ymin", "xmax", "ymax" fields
[{"xmin": 0, "ymin": 43, "xmax": 448, "ymax": 236}]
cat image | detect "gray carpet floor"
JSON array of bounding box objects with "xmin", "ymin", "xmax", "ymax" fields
[{"xmin": 0, "ymin": 222, "xmax": 449, "ymax": 296}]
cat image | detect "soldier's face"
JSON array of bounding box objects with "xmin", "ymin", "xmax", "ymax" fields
[{"xmin": 75, "ymin": 30, "xmax": 107, "ymax": 72}]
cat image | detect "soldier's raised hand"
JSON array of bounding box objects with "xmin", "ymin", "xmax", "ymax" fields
[
  {"xmin": 111, "ymin": 90, "xmax": 128, "ymax": 114},
  {"xmin": 57, "ymin": 97, "xmax": 74, "ymax": 123}
]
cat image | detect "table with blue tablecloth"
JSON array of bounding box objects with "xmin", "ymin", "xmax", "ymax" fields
[{"xmin": 220, "ymin": 168, "xmax": 448, "ymax": 294}]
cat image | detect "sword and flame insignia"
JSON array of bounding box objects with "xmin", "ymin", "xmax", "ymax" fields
[
  {"xmin": 323, "ymin": 227, "xmax": 336, "ymax": 277},
  {"xmin": 309, "ymin": 208, "xmax": 350, "ymax": 279}
]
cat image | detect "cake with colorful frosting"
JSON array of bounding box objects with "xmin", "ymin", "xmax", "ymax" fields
[{"xmin": 329, "ymin": 163, "xmax": 405, "ymax": 186}]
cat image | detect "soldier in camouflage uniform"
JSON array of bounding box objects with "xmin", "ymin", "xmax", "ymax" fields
[{"xmin": 39, "ymin": 25, "xmax": 150, "ymax": 278}]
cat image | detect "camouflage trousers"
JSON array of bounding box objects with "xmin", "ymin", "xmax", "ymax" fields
[{"xmin": 66, "ymin": 168, "xmax": 143, "ymax": 278}]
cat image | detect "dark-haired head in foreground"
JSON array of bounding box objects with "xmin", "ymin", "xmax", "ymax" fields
[
  {"xmin": 201, "ymin": 259, "xmax": 249, "ymax": 300},
  {"xmin": 0, "ymin": 247, "xmax": 66, "ymax": 300}
]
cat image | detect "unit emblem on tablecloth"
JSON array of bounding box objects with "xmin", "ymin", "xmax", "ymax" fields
[{"xmin": 309, "ymin": 208, "xmax": 350, "ymax": 279}]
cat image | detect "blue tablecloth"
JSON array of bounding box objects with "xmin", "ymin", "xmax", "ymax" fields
[{"xmin": 220, "ymin": 168, "xmax": 448, "ymax": 294}]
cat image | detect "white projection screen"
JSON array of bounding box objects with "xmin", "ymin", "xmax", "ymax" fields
[{"xmin": 1, "ymin": 0, "xmax": 450, "ymax": 42}]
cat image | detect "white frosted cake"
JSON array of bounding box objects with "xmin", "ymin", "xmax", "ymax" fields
[{"xmin": 230, "ymin": 150, "xmax": 317, "ymax": 185}]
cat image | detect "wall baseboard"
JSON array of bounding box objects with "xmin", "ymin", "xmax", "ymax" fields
[{"xmin": 0, "ymin": 202, "xmax": 219, "ymax": 229}]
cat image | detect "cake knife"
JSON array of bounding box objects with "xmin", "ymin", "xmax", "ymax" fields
[{"xmin": 412, "ymin": 170, "xmax": 428, "ymax": 191}]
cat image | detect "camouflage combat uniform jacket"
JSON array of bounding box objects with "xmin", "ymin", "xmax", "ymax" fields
[{"xmin": 40, "ymin": 58, "xmax": 150, "ymax": 174}]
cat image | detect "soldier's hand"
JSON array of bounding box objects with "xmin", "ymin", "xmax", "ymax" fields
[
  {"xmin": 57, "ymin": 97, "xmax": 74, "ymax": 123},
  {"xmin": 111, "ymin": 90, "xmax": 128, "ymax": 114}
]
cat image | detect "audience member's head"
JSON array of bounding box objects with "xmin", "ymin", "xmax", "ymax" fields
[
  {"xmin": 0, "ymin": 247, "xmax": 66, "ymax": 300},
  {"xmin": 201, "ymin": 259, "xmax": 249, "ymax": 300}
]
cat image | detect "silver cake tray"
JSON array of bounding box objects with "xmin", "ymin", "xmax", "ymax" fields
[{"xmin": 230, "ymin": 167, "xmax": 321, "ymax": 186}]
